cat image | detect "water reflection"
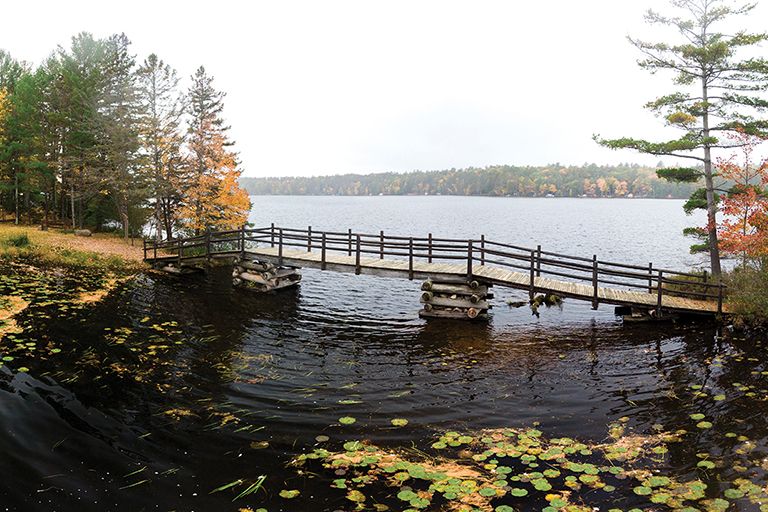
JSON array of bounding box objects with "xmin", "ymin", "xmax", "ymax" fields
[{"xmin": 0, "ymin": 261, "xmax": 766, "ymax": 511}]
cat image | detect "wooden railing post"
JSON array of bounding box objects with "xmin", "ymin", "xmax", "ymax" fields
[
  {"xmin": 321, "ymin": 232, "xmax": 327, "ymax": 270},
  {"xmin": 356, "ymin": 235, "xmax": 361, "ymax": 275},
  {"xmin": 536, "ymin": 245, "xmax": 542, "ymax": 277},
  {"xmin": 529, "ymin": 250, "xmax": 535, "ymax": 300},
  {"xmin": 154, "ymin": 240, "xmax": 157, "ymax": 260},
  {"xmin": 591, "ymin": 255, "xmax": 598, "ymax": 310},
  {"xmin": 270, "ymin": 223, "xmax": 275, "ymax": 248},
  {"xmin": 467, "ymin": 240, "xmax": 474, "ymax": 279},
  {"xmin": 379, "ymin": 230, "xmax": 384, "ymax": 259},
  {"xmin": 206, "ymin": 228, "xmax": 211, "ymax": 261},
  {"xmin": 177, "ymin": 239, "xmax": 182, "ymax": 267},
  {"xmin": 348, "ymin": 228, "xmax": 352, "ymax": 257},
  {"xmin": 428, "ymin": 233, "xmax": 433, "ymax": 264},
  {"xmin": 648, "ymin": 262, "xmax": 653, "ymax": 293},
  {"xmin": 656, "ymin": 270, "xmax": 664, "ymax": 316},
  {"xmin": 240, "ymin": 224, "xmax": 246, "ymax": 259},
  {"xmin": 408, "ymin": 237, "xmax": 414, "ymax": 280},
  {"xmin": 142, "ymin": 239, "xmax": 147, "ymax": 260},
  {"xmin": 717, "ymin": 281, "xmax": 724, "ymax": 314},
  {"xmin": 278, "ymin": 228, "xmax": 284, "ymax": 266},
  {"xmin": 307, "ymin": 226, "xmax": 312, "ymax": 252},
  {"xmin": 480, "ymin": 234, "xmax": 485, "ymax": 266}
]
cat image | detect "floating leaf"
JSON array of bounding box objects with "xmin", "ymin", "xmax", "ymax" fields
[
  {"xmin": 279, "ymin": 489, "xmax": 300, "ymax": 499},
  {"xmin": 346, "ymin": 489, "xmax": 366, "ymax": 503},
  {"xmin": 391, "ymin": 418, "xmax": 408, "ymax": 427},
  {"xmin": 338, "ymin": 417, "xmax": 356, "ymax": 425}
]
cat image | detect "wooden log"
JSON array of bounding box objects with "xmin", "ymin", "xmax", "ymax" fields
[
  {"xmin": 420, "ymin": 296, "xmax": 490, "ymax": 309},
  {"xmin": 270, "ymin": 268, "xmax": 301, "ymax": 279},
  {"xmin": 238, "ymin": 276, "xmax": 300, "ymax": 292},
  {"xmin": 422, "ymin": 283, "xmax": 490, "ymax": 296},
  {"xmin": 419, "ymin": 308, "xmax": 488, "ymax": 320},
  {"xmin": 239, "ymin": 271, "xmax": 278, "ymax": 286},
  {"xmin": 158, "ymin": 265, "xmax": 200, "ymax": 275},
  {"xmin": 237, "ymin": 260, "xmax": 275, "ymax": 272}
]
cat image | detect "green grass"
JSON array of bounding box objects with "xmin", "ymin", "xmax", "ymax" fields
[
  {"xmin": 0, "ymin": 233, "xmax": 142, "ymax": 273},
  {"xmin": 2, "ymin": 233, "xmax": 30, "ymax": 248}
]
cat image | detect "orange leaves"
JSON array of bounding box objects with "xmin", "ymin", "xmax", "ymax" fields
[
  {"xmin": 180, "ymin": 115, "xmax": 251, "ymax": 233},
  {"xmin": 716, "ymin": 131, "xmax": 768, "ymax": 260}
]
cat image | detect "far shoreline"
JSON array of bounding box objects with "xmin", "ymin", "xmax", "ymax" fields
[{"xmin": 246, "ymin": 194, "xmax": 687, "ymax": 200}]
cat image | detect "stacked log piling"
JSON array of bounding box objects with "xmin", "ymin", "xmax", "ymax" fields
[
  {"xmin": 419, "ymin": 279, "xmax": 493, "ymax": 320},
  {"xmin": 232, "ymin": 258, "xmax": 301, "ymax": 292}
]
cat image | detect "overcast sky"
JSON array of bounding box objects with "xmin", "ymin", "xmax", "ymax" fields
[{"xmin": 3, "ymin": 0, "xmax": 767, "ymax": 177}]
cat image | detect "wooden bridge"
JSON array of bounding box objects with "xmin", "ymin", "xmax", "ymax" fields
[{"xmin": 143, "ymin": 225, "xmax": 727, "ymax": 318}]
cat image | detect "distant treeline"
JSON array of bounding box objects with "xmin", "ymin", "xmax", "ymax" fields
[{"xmin": 240, "ymin": 164, "xmax": 700, "ymax": 198}]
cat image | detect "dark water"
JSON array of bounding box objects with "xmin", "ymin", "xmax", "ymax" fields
[{"xmin": 1, "ymin": 197, "xmax": 766, "ymax": 512}]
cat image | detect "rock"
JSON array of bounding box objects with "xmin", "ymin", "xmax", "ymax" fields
[{"xmin": 74, "ymin": 229, "xmax": 92, "ymax": 237}]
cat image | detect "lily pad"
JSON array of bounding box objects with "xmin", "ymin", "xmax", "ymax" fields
[{"xmin": 339, "ymin": 416, "xmax": 356, "ymax": 425}]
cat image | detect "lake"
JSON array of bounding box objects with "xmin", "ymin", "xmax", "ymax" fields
[{"xmin": 2, "ymin": 196, "xmax": 767, "ymax": 512}]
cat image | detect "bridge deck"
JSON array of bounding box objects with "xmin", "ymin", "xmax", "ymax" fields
[
  {"xmin": 147, "ymin": 246, "xmax": 723, "ymax": 315},
  {"xmin": 246, "ymin": 247, "xmax": 723, "ymax": 315}
]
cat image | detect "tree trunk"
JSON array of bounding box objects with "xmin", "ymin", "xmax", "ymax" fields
[
  {"xmin": 70, "ymin": 176, "xmax": 76, "ymax": 230},
  {"xmin": 14, "ymin": 171, "xmax": 19, "ymax": 225},
  {"xmin": 701, "ymin": 78, "xmax": 722, "ymax": 277}
]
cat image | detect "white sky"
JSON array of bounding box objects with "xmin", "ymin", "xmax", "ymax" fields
[{"xmin": 3, "ymin": 0, "xmax": 767, "ymax": 177}]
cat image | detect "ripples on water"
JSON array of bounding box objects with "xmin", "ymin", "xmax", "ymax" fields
[{"xmin": 0, "ymin": 197, "xmax": 765, "ymax": 511}]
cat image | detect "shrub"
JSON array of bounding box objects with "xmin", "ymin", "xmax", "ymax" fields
[
  {"xmin": 726, "ymin": 265, "xmax": 768, "ymax": 328},
  {"xmin": 4, "ymin": 233, "xmax": 30, "ymax": 248}
]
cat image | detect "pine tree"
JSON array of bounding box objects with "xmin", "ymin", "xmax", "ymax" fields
[
  {"xmin": 137, "ymin": 54, "xmax": 185, "ymax": 240},
  {"xmin": 180, "ymin": 67, "xmax": 249, "ymax": 233},
  {"xmin": 595, "ymin": 0, "xmax": 768, "ymax": 277},
  {"xmin": 56, "ymin": 33, "xmax": 107, "ymax": 228},
  {"xmin": 93, "ymin": 33, "xmax": 144, "ymax": 239}
]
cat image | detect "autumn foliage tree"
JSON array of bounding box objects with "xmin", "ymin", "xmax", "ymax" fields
[
  {"xmin": 0, "ymin": 37, "xmax": 251, "ymax": 239},
  {"xmin": 717, "ymin": 131, "xmax": 768, "ymax": 265},
  {"xmin": 179, "ymin": 67, "xmax": 250, "ymax": 234},
  {"xmin": 595, "ymin": 0, "xmax": 768, "ymax": 277}
]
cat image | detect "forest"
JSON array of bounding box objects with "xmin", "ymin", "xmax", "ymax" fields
[
  {"xmin": 0, "ymin": 33, "xmax": 250, "ymax": 239},
  {"xmin": 239, "ymin": 164, "xmax": 700, "ymax": 198}
]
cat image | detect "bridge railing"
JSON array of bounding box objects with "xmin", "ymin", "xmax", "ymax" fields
[{"xmin": 143, "ymin": 224, "xmax": 726, "ymax": 314}]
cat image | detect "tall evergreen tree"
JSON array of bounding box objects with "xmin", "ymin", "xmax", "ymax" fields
[
  {"xmin": 180, "ymin": 66, "xmax": 249, "ymax": 234},
  {"xmin": 137, "ymin": 54, "xmax": 185, "ymax": 240},
  {"xmin": 56, "ymin": 33, "xmax": 107, "ymax": 228},
  {"xmin": 595, "ymin": 0, "xmax": 768, "ymax": 276},
  {"xmin": 92, "ymin": 33, "xmax": 144, "ymax": 239}
]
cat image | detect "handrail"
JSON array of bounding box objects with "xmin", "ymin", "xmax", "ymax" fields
[{"xmin": 143, "ymin": 224, "xmax": 727, "ymax": 314}]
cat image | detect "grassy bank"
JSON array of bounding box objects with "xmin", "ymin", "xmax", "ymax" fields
[{"xmin": 0, "ymin": 223, "xmax": 146, "ymax": 273}]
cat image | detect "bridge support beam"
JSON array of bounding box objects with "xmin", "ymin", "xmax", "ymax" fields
[
  {"xmin": 615, "ymin": 306, "xmax": 679, "ymax": 323},
  {"xmin": 419, "ymin": 278, "xmax": 493, "ymax": 320},
  {"xmin": 232, "ymin": 257, "xmax": 301, "ymax": 292}
]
